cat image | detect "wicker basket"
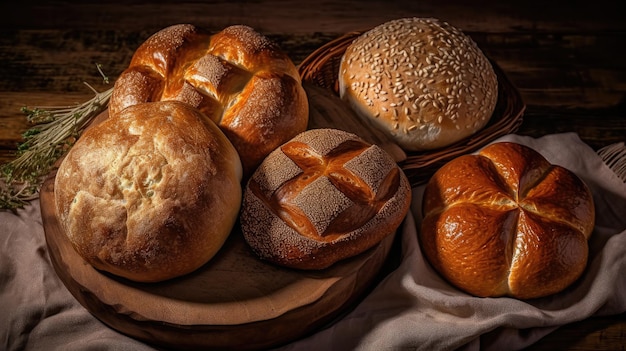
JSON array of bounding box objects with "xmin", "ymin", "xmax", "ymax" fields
[{"xmin": 298, "ymin": 31, "xmax": 526, "ymax": 186}]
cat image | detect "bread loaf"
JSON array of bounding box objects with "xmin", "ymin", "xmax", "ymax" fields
[
  {"xmin": 54, "ymin": 101, "xmax": 243, "ymax": 282},
  {"xmin": 240, "ymin": 128, "xmax": 412, "ymax": 270},
  {"xmin": 338, "ymin": 17, "xmax": 498, "ymax": 151},
  {"xmin": 109, "ymin": 24, "xmax": 309, "ymax": 176},
  {"xmin": 420, "ymin": 142, "xmax": 595, "ymax": 299}
]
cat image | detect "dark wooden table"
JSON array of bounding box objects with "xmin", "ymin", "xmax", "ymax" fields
[{"xmin": 0, "ymin": 1, "xmax": 624, "ymax": 350}]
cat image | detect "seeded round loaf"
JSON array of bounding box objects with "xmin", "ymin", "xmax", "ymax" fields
[
  {"xmin": 240, "ymin": 128, "xmax": 412, "ymax": 270},
  {"xmin": 420, "ymin": 142, "xmax": 595, "ymax": 299},
  {"xmin": 54, "ymin": 101, "xmax": 243, "ymax": 282},
  {"xmin": 338, "ymin": 17, "xmax": 498, "ymax": 151},
  {"xmin": 109, "ymin": 24, "xmax": 309, "ymax": 176}
]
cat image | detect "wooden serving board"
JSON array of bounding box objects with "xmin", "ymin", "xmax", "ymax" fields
[
  {"xmin": 40, "ymin": 105, "xmax": 400, "ymax": 350},
  {"xmin": 41, "ymin": 174, "xmax": 397, "ymax": 350}
]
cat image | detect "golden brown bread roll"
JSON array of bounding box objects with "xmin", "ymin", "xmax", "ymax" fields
[
  {"xmin": 420, "ymin": 142, "xmax": 595, "ymax": 299},
  {"xmin": 338, "ymin": 17, "xmax": 498, "ymax": 151},
  {"xmin": 109, "ymin": 24, "xmax": 309, "ymax": 176},
  {"xmin": 54, "ymin": 101, "xmax": 243, "ymax": 282},
  {"xmin": 240, "ymin": 128, "xmax": 412, "ymax": 270}
]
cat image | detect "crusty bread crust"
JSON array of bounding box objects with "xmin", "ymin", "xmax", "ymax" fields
[
  {"xmin": 241, "ymin": 128, "xmax": 412, "ymax": 270},
  {"xmin": 420, "ymin": 142, "xmax": 595, "ymax": 299},
  {"xmin": 109, "ymin": 24, "xmax": 309, "ymax": 176},
  {"xmin": 55, "ymin": 101, "xmax": 243, "ymax": 282}
]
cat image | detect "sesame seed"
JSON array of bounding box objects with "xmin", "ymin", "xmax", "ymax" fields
[{"xmin": 339, "ymin": 17, "xmax": 498, "ymax": 147}]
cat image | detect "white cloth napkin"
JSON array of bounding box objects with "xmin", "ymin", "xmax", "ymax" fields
[
  {"xmin": 1, "ymin": 133, "xmax": 624, "ymax": 351},
  {"xmin": 0, "ymin": 198, "xmax": 155, "ymax": 350}
]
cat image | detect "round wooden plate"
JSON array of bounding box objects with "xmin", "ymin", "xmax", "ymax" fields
[{"xmin": 40, "ymin": 111, "xmax": 399, "ymax": 350}]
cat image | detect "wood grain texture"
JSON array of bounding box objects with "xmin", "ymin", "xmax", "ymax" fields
[
  {"xmin": 2, "ymin": 0, "xmax": 624, "ymax": 33},
  {"xmin": 1, "ymin": 27, "xmax": 624, "ymax": 161}
]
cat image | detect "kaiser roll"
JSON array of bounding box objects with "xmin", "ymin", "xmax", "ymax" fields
[
  {"xmin": 420, "ymin": 142, "xmax": 595, "ymax": 299},
  {"xmin": 338, "ymin": 17, "xmax": 498, "ymax": 151},
  {"xmin": 109, "ymin": 24, "xmax": 309, "ymax": 176},
  {"xmin": 54, "ymin": 101, "xmax": 243, "ymax": 282},
  {"xmin": 240, "ymin": 128, "xmax": 412, "ymax": 270}
]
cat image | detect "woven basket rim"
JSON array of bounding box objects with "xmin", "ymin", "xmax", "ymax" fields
[{"xmin": 297, "ymin": 30, "xmax": 526, "ymax": 186}]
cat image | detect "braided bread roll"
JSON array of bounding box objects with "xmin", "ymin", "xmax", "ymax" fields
[
  {"xmin": 241, "ymin": 128, "xmax": 412, "ymax": 270},
  {"xmin": 109, "ymin": 24, "xmax": 309, "ymax": 176},
  {"xmin": 420, "ymin": 142, "xmax": 595, "ymax": 299}
]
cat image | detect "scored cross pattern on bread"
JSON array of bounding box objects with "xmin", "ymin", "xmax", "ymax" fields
[
  {"xmin": 241, "ymin": 129, "xmax": 411, "ymax": 270},
  {"xmin": 247, "ymin": 138, "xmax": 402, "ymax": 242}
]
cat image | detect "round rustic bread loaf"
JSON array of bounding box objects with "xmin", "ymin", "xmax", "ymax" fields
[
  {"xmin": 420, "ymin": 142, "xmax": 595, "ymax": 299},
  {"xmin": 338, "ymin": 17, "xmax": 498, "ymax": 151},
  {"xmin": 240, "ymin": 128, "xmax": 412, "ymax": 270},
  {"xmin": 109, "ymin": 24, "xmax": 309, "ymax": 176},
  {"xmin": 54, "ymin": 101, "xmax": 243, "ymax": 282}
]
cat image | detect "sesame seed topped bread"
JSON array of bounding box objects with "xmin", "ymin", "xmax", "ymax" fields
[
  {"xmin": 54, "ymin": 101, "xmax": 243, "ymax": 282},
  {"xmin": 338, "ymin": 17, "xmax": 498, "ymax": 151},
  {"xmin": 240, "ymin": 128, "xmax": 412, "ymax": 270},
  {"xmin": 109, "ymin": 24, "xmax": 309, "ymax": 177}
]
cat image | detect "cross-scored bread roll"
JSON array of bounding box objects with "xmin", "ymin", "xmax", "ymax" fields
[
  {"xmin": 54, "ymin": 101, "xmax": 243, "ymax": 282},
  {"xmin": 338, "ymin": 17, "xmax": 498, "ymax": 151},
  {"xmin": 420, "ymin": 142, "xmax": 595, "ymax": 299},
  {"xmin": 109, "ymin": 24, "xmax": 309, "ymax": 176},
  {"xmin": 241, "ymin": 128, "xmax": 412, "ymax": 270}
]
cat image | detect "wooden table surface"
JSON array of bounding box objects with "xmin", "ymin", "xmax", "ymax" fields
[{"xmin": 0, "ymin": 1, "xmax": 624, "ymax": 350}]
